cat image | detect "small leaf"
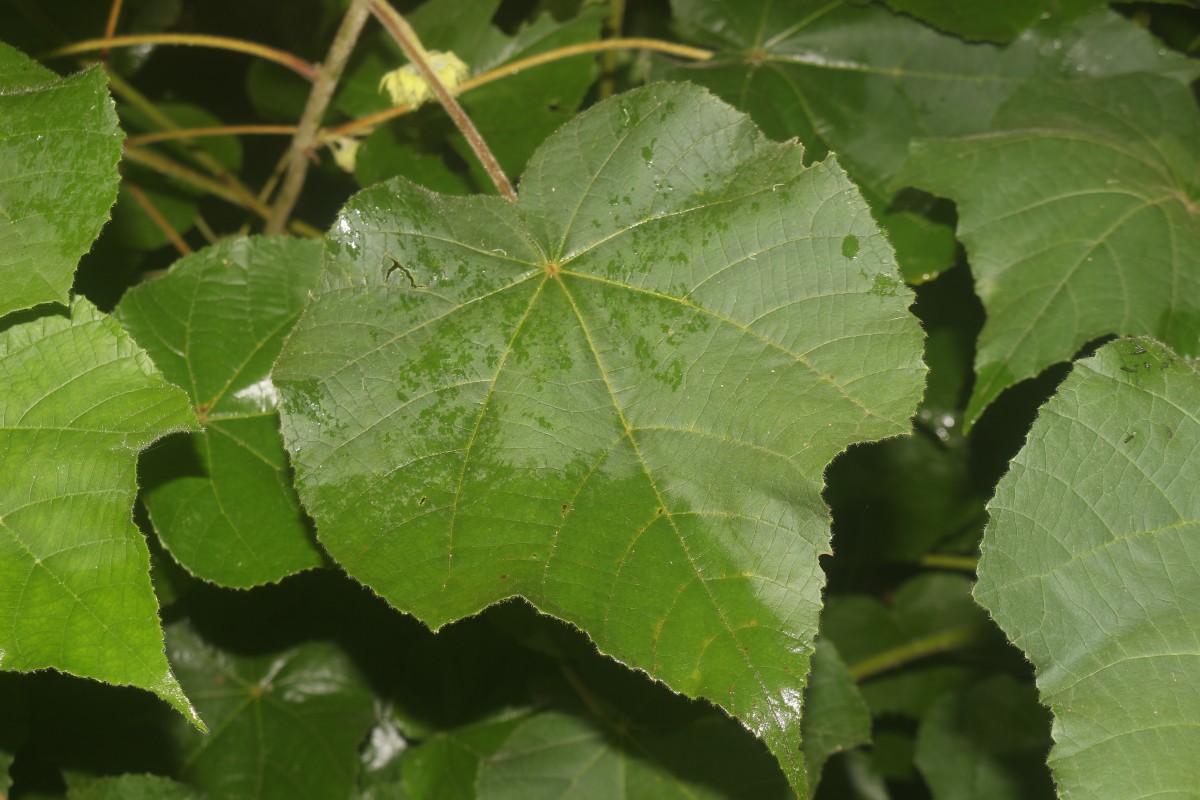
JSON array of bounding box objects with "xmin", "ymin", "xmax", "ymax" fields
[
  {"xmin": 0, "ymin": 299, "xmax": 200, "ymax": 726},
  {"xmin": 896, "ymin": 74, "xmax": 1200, "ymax": 425},
  {"xmin": 115, "ymin": 237, "xmax": 326, "ymax": 588},
  {"xmin": 167, "ymin": 621, "xmax": 376, "ymax": 800},
  {"xmin": 0, "ymin": 674, "xmax": 28, "ymax": 796},
  {"xmin": 0, "ymin": 42, "xmax": 123, "ymax": 319},
  {"xmin": 975, "ymin": 337, "xmax": 1200, "ymax": 798},
  {"xmin": 275, "ymin": 82, "xmax": 926, "ymax": 794}
]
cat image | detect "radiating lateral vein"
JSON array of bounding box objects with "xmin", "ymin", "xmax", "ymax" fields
[
  {"xmin": 0, "ymin": 518, "xmax": 160, "ymax": 673},
  {"xmin": 308, "ymin": 273, "xmax": 540, "ymax": 387},
  {"xmin": 552, "ymin": 274, "xmax": 778, "ymax": 756},
  {"xmin": 975, "ymin": 197, "xmax": 1166, "ymax": 402},
  {"xmin": 540, "ymin": 433, "xmax": 627, "ymax": 589},
  {"xmin": 441, "ymin": 276, "xmax": 551, "ymax": 601},
  {"xmin": 563, "ymin": 269, "xmax": 883, "ymax": 419},
  {"xmin": 553, "ymin": 94, "xmax": 673, "ymax": 259}
]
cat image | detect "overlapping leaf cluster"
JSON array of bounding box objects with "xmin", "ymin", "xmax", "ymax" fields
[{"xmin": 2, "ymin": 0, "xmax": 1199, "ymax": 798}]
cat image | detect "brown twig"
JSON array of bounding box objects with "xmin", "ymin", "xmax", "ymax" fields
[
  {"xmin": 364, "ymin": 0, "xmax": 517, "ymax": 202},
  {"xmin": 265, "ymin": 0, "xmax": 370, "ymax": 235},
  {"xmin": 126, "ymin": 182, "xmax": 192, "ymax": 255},
  {"xmin": 125, "ymin": 125, "xmax": 298, "ymax": 147},
  {"xmin": 100, "ymin": 0, "xmax": 123, "ymax": 62}
]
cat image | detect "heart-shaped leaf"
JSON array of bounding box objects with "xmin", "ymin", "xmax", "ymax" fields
[
  {"xmin": 0, "ymin": 42, "xmax": 123, "ymax": 319},
  {"xmin": 274, "ymin": 82, "xmax": 926, "ymax": 793},
  {"xmin": 0, "ymin": 299, "xmax": 199, "ymax": 725},
  {"xmin": 115, "ymin": 237, "xmax": 326, "ymax": 588},
  {"xmin": 975, "ymin": 337, "xmax": 1200, "ymax": 798}
]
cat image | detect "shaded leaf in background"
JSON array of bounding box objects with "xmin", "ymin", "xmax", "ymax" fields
[
  {"xmin": 108, "ymin": 102, "xmax": 246, "ymax": 253},
  {"xmin": 820, "ymin": 574, "xmax": 1004, "ymax": 718},
  {"xmin": 68, "ymin": 773, "xmax": 203, "ymax": 800},
  {"xmin": 274, "ymin": 82, "xmax": 926, "ymax": 794},
  {"xmin": 343, "ymin": 0, "xmax": 602, "ymax": 193},
  {"xmin": 477, "ymin": 708, "xmax": 789, "ymax": 800},
  {"xmin": 914, "ymin": 674, "xmax": 1053, "ymax": 800},
  {"xmin": 0, "ymin": 674, "xmax": 28, "ymax": 796},
  {"xmin": 799, "ymin": 641, "xmax": 870, "ymax": 797},
  {"xmin": 656, "ymin": 2, "xmax": 1197, "ymax": 284},
  {"xmin": 115, "ymin": 237, "xmax": 326, "ymax": 588},
  {"xmin": 880, "ymin": 0, "xmax": 1108, "ymax": 44},
  {"xmin": 974, "ymin": 337, "xmax": 1200, "ymax": 798},
  {"xmin": 657, "ymin": 3, "xmax": 1197, "ymax": 200},
  {"xmin": 895, "ymin": 74, "xmax": 1200, "ymax": 426},
  {"xmin": 167, "ymin": 621, "xmax": 376, "ymax": 800},
  {"xmin": 0, "ymin": 299, "xmax": 199, "ymax": 725},
  {"xmin": 0, "ymin": 42, "xmax": 123, "ymax": 319}
]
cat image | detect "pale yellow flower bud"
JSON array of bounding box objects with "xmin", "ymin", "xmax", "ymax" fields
[
  {"xmin": 378, "ymin": 51, "xmax": 469, "ymax": 108},
  {"xmin": 327, "ymin": 136, "xmax": 361, "ymax": 173}
]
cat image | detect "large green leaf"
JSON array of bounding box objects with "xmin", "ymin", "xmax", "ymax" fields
[
  {"xmin": 656, "ymin": 3, "xmax": 1198, "ymax": 200},
  {"xmin": 0, "ymin": 42, "xmax": 123, "ymax": 319},
  {"xmin": 274, "ymin": 82, "xmax": 926, "ymax": 793},
  {"xmin": 0, "ymin": 299, "xmax": 200, "ymax": 725},
  {"xmin": 115, "ymin": 238, "xmax": 325, "ymax": 588},
  {"xmin": 895, "ymin": 73, "xmax": 1200, "ymax": 426},
  {"xmin": 975, "ymin": 337, "xmax": 1200, "ymax": 798},
  {"xmin": 167, "ymin": 621, "xmax": 376, "ymax": 800}
]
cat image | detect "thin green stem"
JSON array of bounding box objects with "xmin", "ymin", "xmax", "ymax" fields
[
  {"xmin": 918, "ymin": 553, "xmax": 980, "ymax": 572},
  {"xmin": 365, "ymin": 0, "xmax": 517, "ymax": 201},
  {"xmin": 45, "ymin": 33, "xmax": 317, "ymax": 81},
  {"xmin": 327, "ymin": 37, "xmax": 714, "ymax": 138},
  {"xmin": 847, "ymin": 624, "xmax": 984, "ymax": 682},
  {"xmin": 266, "ymin": 0, "xmax": 370, "ymax": 234}
]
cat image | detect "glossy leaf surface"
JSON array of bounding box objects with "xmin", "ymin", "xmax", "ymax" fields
[
  {"xmin": 0, "ymin": 299, "xmax": 199, "ymax": 724},
  {"xmin": 657, "ymin": 3, "xmax": 1197, "ymax": 199},
  {"xmin": 167, "ymin": 621, "xmax": 376, "ymax": 800},
  {"xmin": 896, "ymin": 74, "xmax": 1200, "ymax": 425},
  {"xmin": 274, "ymin": 82, "xmax": 926, "ymax": 793},
  {"xmin": 0, "ymin": 42, "xmax": 123, "ymax": 318},
  {"xmin": 975, "ymin": 337, "xmax": 1200, "ymax": 798},
  {"xmin": 116, "ymin": 237, "xmax": 325, "ymax": 588}
]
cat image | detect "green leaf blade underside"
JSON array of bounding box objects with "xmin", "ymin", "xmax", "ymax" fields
[
  {"xmin": 896, "ymin": 74, "xmax": 1200, "ymax": 426},
  {"xmin": 0, "ymin": 42, "xmax": 124, "ymax": 319},
  {"xmin": 658, "ymin": 3, "xmax": 1198, "ymax": 200},
  {"xmin": 275, "ymin": 83, "xmax": 926, "ymax": 793},
  {"xmin": 0, "ymin": 299, "xmax": 200, "ymax": 726},
  {"xmin": 115, "ymin": 237, "xmax": 326, "ymax": 588},
  {"xmin": 974, "ymin": 337, "xmax": 1200, "ymax": 798}
]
